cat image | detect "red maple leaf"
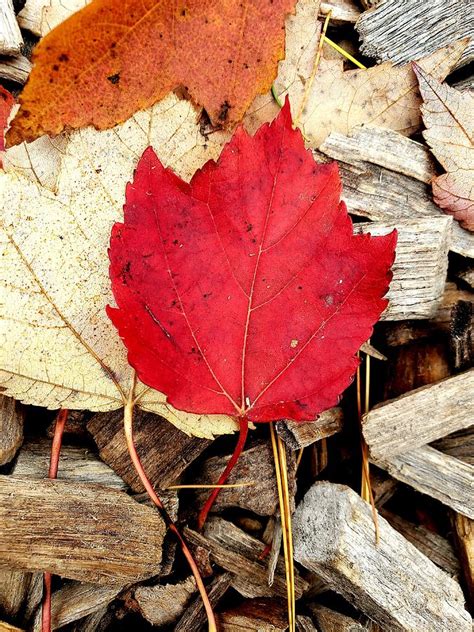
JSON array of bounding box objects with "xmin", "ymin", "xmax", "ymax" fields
[
  {"xmin": 108, "ymin": 102, "xmax": 396, "ymax": 424},
  {"xmin": 0, "ymin": 86, "xmax": 14, "ymax": 162}
]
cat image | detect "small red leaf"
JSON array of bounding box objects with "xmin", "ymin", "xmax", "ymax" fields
[
  {"xmin": 108, "ymin": 102, "xmax": 396, "ymax": 424},
  {"xmin": 0, "ymin": 86, "xmax": 14, "ymax": 162}
]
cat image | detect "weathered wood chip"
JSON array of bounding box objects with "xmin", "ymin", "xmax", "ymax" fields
[
  {"xmin": 134, "ymin": 577, "xmax": 196, "ymax": 627},
  {"xmin": 276, "ymin": 407, "xmax": 343, "ymax": 450},
  {"xmin": 294, "ymin": 482, "xmax": 472, "ymax": 631},
  {"xmin": 174, "ymin": 572, "xmax": 232, "ymax": 632},
  {"xmin": 0, "ymin": 0, "xmax": 23, "ymax": 55},
  {"xmin": 309, "ymin": 604, "xmax": 367, "ymax": 631},
  {"xmin": 218, "ymin": 598, "xmax": 288, "ymax": 632},
  {"xmin": 0, "ymin": 396, "xmax": 24, "ymax": 466}
]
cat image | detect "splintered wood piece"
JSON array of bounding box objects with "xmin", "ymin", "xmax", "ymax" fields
[
  {"xmin": 70, "ymin": 607, "xmax": 113, "ymax": 632},
  {"xmin": 374, "ymin": 446, "xmax": 474, "ymax": 518},
  {"xmin": 0, "ymin": 476, "xmax": 165, "ymax": 583},
  {"xmin": 356, "ymin": 0, "xmax": 473, "ymax": 68},
  {"xmin": 363, "ymin": 369, "xmax": 474, "ymax": 459},
  {"xmin": 218, "ymin": 598, "xmax": 288, "ymax": 632},
  {"xmin": 13, "ymin": 439, "xmax": 126, "ymax": 489},
  {"xmin": 87, "ymin": 410, "xmax": 210, "ymax": 492},
  {"xmin": 309, "ymin": 604, "xmax": 367, "ymax": 631},
  {"xmin": 134, "ymin": 577, "xmax": 197, "ymax": 627},
  {"xmin": 174, "ymin": 572, "xmax": 232, "ymax": 632},
  {"xmin": 0, "ymin": 0, "xmax": 23, "ymax": 55},
  {"xmin": 0, "ymin": 569, "xmax": 34, "ymax": 619},
  {"xmin": 31, "ymin": 582, "xmax": 123, "ymax": 631},
  {"xmin": 0, "ymin": 55, "xmax": 31, "ymax": 84},
  {"xmin": 353, "ymin": 218, "xmax": 450, "ymax": 320},
  {"xmin": 184, "ymin": 517, "xmax": 308, "ymax": 600},
  {"xmin": 0, "ymin": 622, "xmax": 23, "ymax": 632},
  {"xmin": 317, "ymin": 137, "xmax": 473, "ymax": 258},
  {"xmin": 193, "ymin": 441, "xmax": 295, "ymax": 516},
  {"xmin": 381, "ymin": 509, "xmax": 460, "ymax": 577},
  {"xmin": 296, "ymin": 614, "xmax": 318, "ymax": 631},
  {"xmin": 371, "ymin": 469, "xmax": 398, "ymax": 508},
  {"xmin": 449, "ymin": 301, "xmax": 473, "ymax": 372},
  {"xmin": 451, "ymin": 513, "xmax": 474, "ymax": 608},
  {"xmin": 0, "ymin": 395, "xmax": 24, "ymax": 466},
  {"xmin": 293, "ymin": 482, "xmax": 472, "ymax": 631},
  {"xmin": 320, "ymin": 0, "xmax": 361, "ymax": 23},
  {"xmin": 276, "ymin": 408, "xmax": 343, "ymax": 450},
  {"xmin": 320, "ymin": 127, "xmax": 436, "ymax": 183},
  {"xmin": 432, "ymin": 428, "xmax": 474, "ymax": 466}
]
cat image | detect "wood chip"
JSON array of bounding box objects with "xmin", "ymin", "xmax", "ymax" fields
[
  {"xmin": 193, "ymin": 441, "xmax": 295, "ymax": 516},
  {"xmin": 12, "ymin": 439, "xmax": 127, "ymax": 489},
  {"xmin": 218, "ymin": 598, "xmax": 288, "ymax": 632},
  {"xmin": 0, "ymin": 622, "xmax": 23, "ymax": 632},
  {"xmin": 184, "ymin": 517, "xmax": 308, "ymax": 600},
  {"xmin": 275, "ymin": 407, "xmax": 343, "ymax": 450},
  {"xmin": 174, "ymin": 572, "xmax": 232, "ymax": 632},
  {"xmin": 134, "ymin": 577, "xmax": 196, "ymax": 627},
  {"xmin": 320, "ymin": 0, "xmax": 361, "ymax": 23},
  {"xmin": 354, "ymin": 218, "xmax": 451, "ymax": 320},
  {"xmin": 0, "ymin": 395, "xmax": 24, "ymax": 466},
  {"xmin": 296, "ymin": 614, "xmax": 318, "ymax": 631},
  {"xmin": 318, "ymin": 131, "xmax": 474, "ymax": 258},
  {"xmin": 0, "ymin": 569, "xmax": 34, "ymax": 619},
  {"xmin": 31, "ymin": 581, "xmax": 123, "ymax": 631},
  {"xmin": 374, "ymin": 446, "xmax": 474, "ymax": 518},
  {"xmin": 0, "ymin": 55, "xmax": 31, "ymax": 84},
  {"xmin": 363, "ymin": 369, "xmax": 474, "ymax": 459},
  {"xmin": 451, "ymin": 512, "xmax": 474, "ymax": 608},
  {"xmin": 0, "ymin": 0, "xmax": 23, "ymax": 55},
  {"xmin": 356, "ymin": 0, "xmax": 474, "ymax": 68},
  {"xmin": 87, "ymin": 409, "xmax": 210, "ymax": 492},
  {"xmin": 432, "ymin": 427, "xmax": 474, "ymax": 465},
  {"xmin": 294, "ymin": 481, "xmax": 472, "ymax": 631},
  {"xmin": 310, "ymin": 604, "xmax": 367, "ymax": 631},
  {"xmin": 0, "ymin": 476, "xmax": 165, "ymax": 584}
]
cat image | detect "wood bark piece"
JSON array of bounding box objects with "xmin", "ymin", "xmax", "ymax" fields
[
  {"xmin": 320, "ymin": 0, "xmax": 360, "ymax": 23},
  {"xmin": 0, "ymin": 396, "xmax": 23, "ymax": 466},
  {"xmin": 296, "ymin": 614, "xmax": 318, "ymax": 631},
  {"xmin": 0, "ymin": 476, "xmax": 165, "ymax": 584},
  {"xmin": 310, "ymin": 604, "xmax": 367, "ymax": 631},
  {"xmin": 0, "ymin": 0, "xmax": 23, "ymax": 55},
  {"xmin": 276, "ymin": 407, "xmax": 343, "ymax": 450},
  {"xmin": 184, "ymin": 517, "xmax": 308, "ymax": 599},
  {"xmin": 12, "ymin": 439, "xmax": 126, "ymax": 489},
  {"xmin": 363, "ymin": 369, "xmax": 474, "ymax": 459},
  {"xmin": 353, "ymin": 218, "xmax": 451, "ymax": 320},
  {"xmin": 381, "ymin": 509, "xmax": 460, "ymax": 577},
  {"xmin": 0, "ymin": 56, "xmax": 31, "ymax": 84},
  {"xmin": 293, "ymin": 481, "xmax": 472, "ymax": 631},
  {"xmin": 218, "ymin": 598, "xmax": 288, "ymax": 632},
  {"xmin": 70, "ymin": 607, "xmax": 113, "ymax": 632},
  {"xmin": 31, "ymin": 581, "xmax": 123, "ymax": 631},
  {"xmin": 374, "ymin": 446, "xmax": 474, "ymax": 518},
  {"xmin": 451, "ymin": 513, "xmax": 474, "ymax": 607},
  {"xmin": 87, "ymin": 409, "xmax": 210, "ymax": 492},
  {"xmin": 318, "ymin": 131, "xmax": 474, "ymax": 258},
  {"xmin": 356, "ymin": 0, "xmax": 474, "ymax": 69},
  {"xmin": 0, "ymin": 569, "xmax": 33, "ymax": 619},
  {"xmin": 174, "ymin": 572, "xmax": 232, "ymax": 632},
  {"xmin": 432, "ymin": 428, "xmax": 474, "ymax": 465},
  {"xmin": 134, "ymin": 577, "xmax": 196, "ymax": 627},
  {"xmin": 193, "ymin": 441, "xmax": 295, "ymax": 516},
  {"xmin": 449, "ymin": 301, "xmax": 473, "ymax": 371}
]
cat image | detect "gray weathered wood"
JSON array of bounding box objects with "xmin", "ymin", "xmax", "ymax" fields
[
  {"xmin": 184, "ymin": 517, "xmax": 308, "ymax": 600},
  {"xmin": 309, "ymin": 604, "xmax": 367, "ymax": 631},
  {"xmin": 321, "ymin": 126, "xmax": 436, "ymax": 183},
  {"xmin": 174, "ymin": 572, "xmax": 232, "ymax": 632},
  {"xmin": 276, "ymin": 407, "xmax": 343, "ymax": 450},
  {"xmin": 356, "ymin": 0, "xmax": 474, "ymax": 69},
  {"xmin": 0, "ymin": 476, "xmax": 165, "ymax": 584},
  {"xmin": 374, "ymin": 446, "xmax": 474, "ymax": 518},
  {"xmin": 293, "ymin": 482, "xmax": 472, "ymax": 631},
  {"xmin": 320, "ymin": 0, "xmax": 361, "ymax": 23},
  {"xmin": 87, "ymin": 409, "xmax": 210, "ymax": 493},
  {"xmin": 193, "ymin": 441, "xmax": 295, "ymax": 516},
  {"xmin": 432, "ymin": 427, "xmax": 474, "ymax": 466},
  {"xmin": 371, "ymin": 468, "xmax": 398, "ymax": 508},
  {"xmin": 134, "ymin": 577, "xmax": 196, "ymax": 627},
  {"xmin": 353, "ymin": 218, "xmax": 450, "ymax": 320},
  {"xmin": 381, "ymin": 509, "xmax": 460, "ymax": 577},
  {"xmin": 317, "ymin": 132, "xmax": 474, "ymax": 258},
  {"xmin": 13, "ymin": 439, "xmax": 127, "ymax": 489},
  {"xmin": 31, "ymin": 581, "xmax": 123, "ymax": 631},
  {"xmin": 363, "ymin": 369, "xmax": 474, "ymax": 459},
  {"xmin": 0, "ymin": 396, "xmax": 23, "ymax": 466},
  {"xmin": 0, "ymin": 55, "xmax": 31, "ymax": 84},
  {"xmin": 451, "ymin": 513, "xmax": 474, "ymax": 608},
  {"xmin": 0, "ymin": 0, "xmax": 23, "ymax": 55}
]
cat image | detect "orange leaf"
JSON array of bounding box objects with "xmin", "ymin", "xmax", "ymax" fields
[{"xmin": 7, "ymin": 0, "xmax": 296, "ymax": 146}]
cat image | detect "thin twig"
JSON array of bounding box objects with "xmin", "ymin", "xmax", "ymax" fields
[
  {"xmin": 42, "ymin": 409, "xmax": 68, "ymax": 632},
  {"xmin": 123, "ymin": 373, "xmax": 217, "ymax": 632}
]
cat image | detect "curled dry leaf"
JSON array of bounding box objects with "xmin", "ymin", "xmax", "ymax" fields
[
  {"xmin": 7, "ymin": 0, "xmax": 296, "ymax": 146},
  {"xmin": 108, "ymin": 103, "xmax": 396, "ymax": 423},
  {"xmin": 0, "ymin": 94, "xmax": 239, "ymax": 439},
  {"xmin": 414, "ymin": 64, "xmax": 474, "ymax": 232},
  {"xmin": 247, "ymin": 37, "xmax": 467, "ymax": 148}
]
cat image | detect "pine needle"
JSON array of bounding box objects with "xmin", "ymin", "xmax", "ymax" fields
[
  {"xmin": 166, "ymin": 482, "xmax": 254, "ymax": 490},
  {"xmin": 322, "ymin": 36, "xmax": 368, "ymax": 69}
]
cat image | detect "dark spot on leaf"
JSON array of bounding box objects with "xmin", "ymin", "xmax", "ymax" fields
[
  {"xmin": 218, "ymin": 100, "xmax": 231, "ymax": 122},
  {"xmin": 107, "ymin": 73, "xmax": 120, "ymax": 85},
  {"xmin": 246, "ymin": 223, "xmax": 253, "ymax": 232},
  {"xmin": 58, "ymin": 53, "xmax": 69, "ymax": 62},
  {"xmin": 52, "ymin": 64, "xmax": 59, "ymax": 71}
]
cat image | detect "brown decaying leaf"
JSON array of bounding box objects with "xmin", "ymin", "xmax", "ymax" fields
[
  {"xmin": 7, "ymin": 0, "xmax": 296, "ymax": 146},
  {"xmin": 414, "ymin": 64, "xmax": 474, "ymax": 232}
]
